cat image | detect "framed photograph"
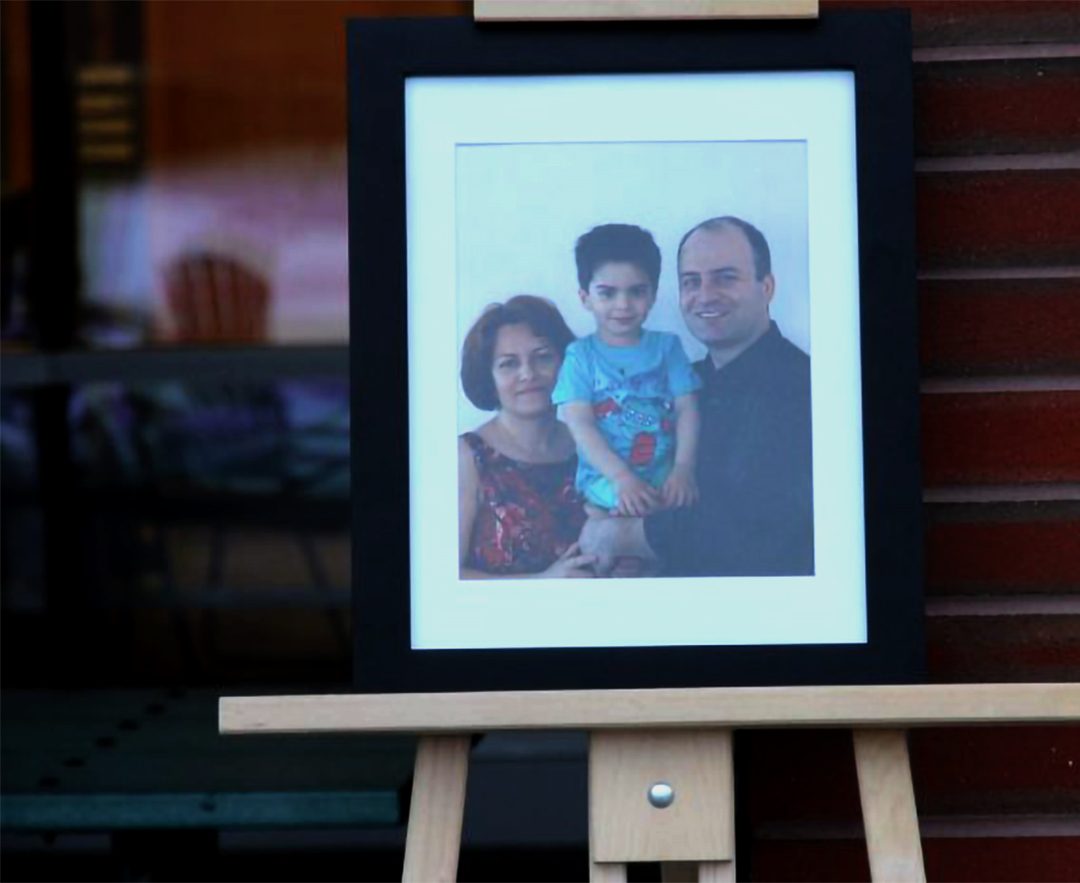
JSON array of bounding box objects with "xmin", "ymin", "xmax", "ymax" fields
[{"xmin": 349, "ymin": 12, "xmax": 924, "ymax": 692}]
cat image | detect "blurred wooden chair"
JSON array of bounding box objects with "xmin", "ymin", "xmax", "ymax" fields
[
  {"xmin": 145, "ymin": 250, "xmax": 349, "ymax": 671},
  {"xmin": 164, "ymin": 250, "xmax": 270, "ymax": 343}
]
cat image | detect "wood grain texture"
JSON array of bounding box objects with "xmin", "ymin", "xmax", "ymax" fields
[
  {"xmin": 921, "ymin": 392, "xmax": 1080, "ymax": 486},
  {"xmin": 916, "ymin": 170, "xmax": 1080, "ymax": 269},
  {"xmin": 402, "ymin": 734, "xmax": 471, "ymax": 883},
  {"xmin": 853, "ymin": 729, "xmax": 926, "ymax": 882},
  {"xmin": 919, "ymin": 278, "xmax": 1080, "ymax": 375},
  {"xmin": 475, "ymin": 0, "xmax": 817, "ymax": 19},
  {"xmin": 916, "ymin": 58, "xmax": 1080, "ymax": 156},
  {"xmin": 589, "ymin": 729, "xmax": 734, "ymax": 862},
  {"xmin": 697, "ymin": 862, "xmax": 736, "ymax": 883},
  {"xmin": 219, "ymin": 684, "xmax": 1080, "ymax": 734}
]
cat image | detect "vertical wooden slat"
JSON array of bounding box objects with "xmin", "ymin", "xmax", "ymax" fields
[
  {"xmin": 590, "ymin": 861, "xmax": 629, "ymax": 883},
  {"xmin": 697, "ymin": 860, "xmax": 736, "ymax": 882},
  {"xmin": 402, "ymin": 734, "xmax": 471, "ymax": 883},
  {"xmin": 853, "ymin": 729, "xmax": 926, "ymax": 883}
]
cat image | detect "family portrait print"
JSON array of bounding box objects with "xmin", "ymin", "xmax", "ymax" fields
[
  {"xmin": 405, "ymin": 70, "xmax": 868, "ymax": 651},
  {"xmin": 456, "ymin": 140, "xmax": 814, "ymax": 583}
]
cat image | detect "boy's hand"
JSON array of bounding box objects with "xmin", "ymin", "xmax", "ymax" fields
[
  {"xmin": 613, "ymin": 471, "xmax": 661, "ymax": 517},
  {"xmin": 661, "ymin": 463, "xmax": 699, "ymax": 509}
]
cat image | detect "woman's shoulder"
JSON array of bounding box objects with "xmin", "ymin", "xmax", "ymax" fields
[
  {"xmin": 460, "ymin": 423, "xmax": 510, "ymax": 466},
  {"xmin": 460, "ymin": 422, "xmax": 576, "ymax": 468},
  {"xmin": 460, "ymin": 427, "xmax": 492, "ymax": 458}
]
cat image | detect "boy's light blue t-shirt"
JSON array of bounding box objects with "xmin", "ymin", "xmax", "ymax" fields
[
  {"xmin": 551, "ymin": 330, "xmax": 701, "ymax": 509},
  {"xmin": 552, "ymin": 330, "xmax": 700, "ymax": 408}
]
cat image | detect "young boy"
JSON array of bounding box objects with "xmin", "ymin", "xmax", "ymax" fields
[{"xmin": 552, "ymin": 224, "xmax": 701, "ymax": 517}]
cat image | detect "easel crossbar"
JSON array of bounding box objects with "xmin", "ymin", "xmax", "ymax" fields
[{"xmin": 220, "ymin": 683, "xmax": 1078, "ymax": 735}]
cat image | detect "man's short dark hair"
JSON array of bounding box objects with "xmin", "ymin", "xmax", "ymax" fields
[
  {"xmin": 677, "ymin": 216, "xmax": 772, "ymax": 280},
  {"xmin": 575, "ymin": 224, "xmax": 661, "ymax": 291},
  {"xmin": 460, "ymin": 295, "xmax": 576, "ymax": 411}
]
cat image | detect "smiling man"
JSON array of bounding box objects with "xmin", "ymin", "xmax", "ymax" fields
[{"xmin": 581, "ymin": 215, "xmax": 814, "ymax": 577}]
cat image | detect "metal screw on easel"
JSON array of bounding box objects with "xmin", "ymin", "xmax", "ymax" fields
[{"xmin": 647, "ymin": 781, "xmax": 675, "ymax": 808}]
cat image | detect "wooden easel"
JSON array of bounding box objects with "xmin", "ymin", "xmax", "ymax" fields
[{"xmin": 220, "ymin": 684, "xmax": 1080, "ymax": 882}]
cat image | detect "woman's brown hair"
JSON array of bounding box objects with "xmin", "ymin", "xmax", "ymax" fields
[{"xmin": 460, "ymin": 295, "xmax": 575, "ymax": 411}]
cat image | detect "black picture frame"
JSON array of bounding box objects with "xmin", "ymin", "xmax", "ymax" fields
[{"xmin": 348, "ymin": 11, "xmax": 924, "ymax": 693}]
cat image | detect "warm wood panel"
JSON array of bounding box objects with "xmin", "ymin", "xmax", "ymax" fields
[
  {"xmin": 144, "ymin": 0, "xmax": 467, "ymax": 162},
  {"xmin": 916, "ymin": 58, "xmax": 1080, "ymax": 157},
  {"xmin": 921, "ymin": 392, "xmax": 1080, "ymax": 486},
  {"xmin": 920, "ymin": 278, "xmax": 1080, "ymax": 375},
  {"xmin": 917, "ymin": 171, "xmax": 1080, "ymax": 270},
  {"xmin": 925, "ymin": 516, "xmax": 1080, "ymax": 595},
  {"xmin": 824, "ymin": 0, "xmax": 1080, "ymax": 49},
  {"xmin": 0, "ymin": 0, "xmax": 32, "ymax": 191},
  {"xmin": 927, "ymin": 614, "xmax": 1080, "ymax": 682}
]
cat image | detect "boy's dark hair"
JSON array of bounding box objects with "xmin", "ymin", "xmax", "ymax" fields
[
  {"xmin": 460, "ymin": 295, "xmax": 576, "ymax": 411},
  {"xmin": 677, "ymin": 216, "xmax": 772, "ymax": 280},
  {"xmin": 575, "ymin": 224, "xmax": 661, "ymax": 291}
]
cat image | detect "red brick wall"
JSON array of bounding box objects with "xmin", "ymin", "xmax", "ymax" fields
[{"xmin": 750, "ymin": 3, "xmax": 1080, "ymax": 879}]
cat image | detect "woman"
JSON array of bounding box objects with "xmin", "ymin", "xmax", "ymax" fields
[{"xmin": 459, "ymin": 295, "xmax": 594, "ymax": 578}]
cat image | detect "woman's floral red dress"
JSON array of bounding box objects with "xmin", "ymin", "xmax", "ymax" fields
[{"xmin": 463, "ymin": 432, "xmax": 586, "ymax": 575}]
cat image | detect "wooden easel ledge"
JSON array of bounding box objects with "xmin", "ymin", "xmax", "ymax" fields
[
  {"xmin": 220, "ymin": 683, "xmax": 1078, "ymax": 734},
  {"xmin": 474, "ymin": 0, "xmax": 819, "ymax": 22}
]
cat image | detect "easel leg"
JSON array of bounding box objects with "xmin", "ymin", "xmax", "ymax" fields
[
  {"xmin": 698, "ymin": 861, "xmax": 736, "ymax": 883},
  {"xmin": 402, "ymin": 734, "xmax": 471, "ymax": 883},
  {"xmin": 590, "ymin": 860, "xmax": 628, "ymax": 883},
  {"xmin": 853, "ymin": 729, "xmax": 925, "ymax": 883}
]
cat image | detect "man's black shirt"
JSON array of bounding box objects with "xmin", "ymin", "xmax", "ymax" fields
[{"xmin": 645, "ymin": 322, "xmax": 814, "ymax": 576}]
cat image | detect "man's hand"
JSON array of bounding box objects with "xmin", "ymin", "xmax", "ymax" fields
[
  {"xmin": 613, "ymin": 471, "xmax": 661, "ymax": 517},
  {"xmin": 661, "ymin": 463, "xmax": 699, "ymax": 509},
  {"xmin": 538, "ymin": 542, "xmax": 596, "ymax": 579}
]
